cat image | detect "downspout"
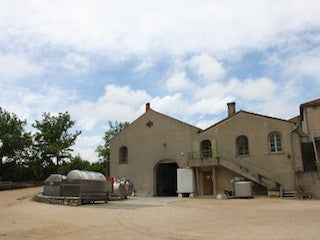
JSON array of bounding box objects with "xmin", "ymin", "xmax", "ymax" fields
[
  {"xmin": 290, "ymin": 123, "xmax": 298, "ymax": 172},
  {"xmin": 290, "ymin": 123, "xmax": 299, "ymax": 191}
]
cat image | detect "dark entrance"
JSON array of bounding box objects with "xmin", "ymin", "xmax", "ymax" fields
[{"xmin": 156, "ymin": 163, "xmax": 178, "ymax": 196}]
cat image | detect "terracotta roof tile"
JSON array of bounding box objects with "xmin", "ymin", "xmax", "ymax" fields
[
  {"xmin": 300, "ymin": 98, "xmax": 320, "ymax": 108},
  {"xmin": 203, "ymin": 110, "xmax": 293, "ymax": 132}
]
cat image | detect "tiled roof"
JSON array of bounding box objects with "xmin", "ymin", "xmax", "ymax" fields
[
  {"xmin": 151, "ymin": 109, "xmax": 201, "ymax": 130},
  {"xmin": 300, "ymin": 98, "xmax": 320, "ymax": 108},
  {"xmin": 203, "ymin": 110, "xmax": 293, "ymax": 132}
]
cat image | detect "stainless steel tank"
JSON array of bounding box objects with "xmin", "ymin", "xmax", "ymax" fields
[
  {"xmin": 111, "ymin": 178, "xmax": 134, "ymax": 199},
  {"xmin": 60, "ymin": 170, "xmax": 112, "ymax": 203},
  {"xmin": 112, "ymin": 179, "xmax": 126, "ymax": 198},
  {"xmin": 43, "ymin": 174, "xmax": 66, "ymax": 196},
  {"xmin": 234, "ymin": 181, "xmax": 253, "ymax": 198},
  {"xmin": 66, "ymin": 170, "xmax": 106, "ymax": 181}
]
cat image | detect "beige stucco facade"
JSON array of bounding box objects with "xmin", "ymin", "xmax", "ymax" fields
[
  {"xmin": 194, "ymin": 111, "xmax": 302, "ymax": 192},
  {"xmin": 110, "ymin": 109, "xmax": 199, "ymax": 196},
  {"xmin": 110, "ymin": 99, "xmax": 320, "ymax": 198}
]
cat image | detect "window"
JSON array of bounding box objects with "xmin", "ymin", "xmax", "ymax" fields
[
  {"xmin": 269, "ymin": 132, "xmax": 282, "ymax": 153},
  {"xmin": 119, "ymin": 146, "xmax": 128, "ymax": 164},
  {"xmin": 236, "ymin": 135, "xmax": 249, "ymax": 155},
  {"xmin": 200, "ymin": 140, "xmax": 212, "ymax": 158}
]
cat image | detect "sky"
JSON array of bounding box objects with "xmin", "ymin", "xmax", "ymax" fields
[{"xmin": 1, "ymin": 0, "xmax": 320, "ymax": 162}]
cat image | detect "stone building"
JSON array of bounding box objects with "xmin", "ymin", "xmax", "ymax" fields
[{"xmin": 110, "ymin": 99, "xmax": 320, "ymax": 198}]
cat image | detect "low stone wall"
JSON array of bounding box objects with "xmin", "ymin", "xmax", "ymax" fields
[
  {"xmin": 34, "ymin": 192, "xmax": 81, "ymax": 206},
  {"xmin": 0, "ymin": 181, "xmax": 42, "ymax": 191},
  {"xmin": 296, "ymin": 172, "xmax": 320, "ymax": 199}
]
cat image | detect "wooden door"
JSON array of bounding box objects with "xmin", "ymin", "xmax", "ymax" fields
[{"xmin": 203, "ymin": 171, "xmax": 213, "ymax": 195}]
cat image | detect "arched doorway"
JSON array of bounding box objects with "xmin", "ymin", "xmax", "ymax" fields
[{"xmin": 156, "ymin": 162, "xmax": 178, "ymax": 196}]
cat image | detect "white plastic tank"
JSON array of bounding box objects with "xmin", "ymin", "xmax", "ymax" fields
[{"xmin": 177, "ymin": 168, "xmax": 195, "ymax": 194}]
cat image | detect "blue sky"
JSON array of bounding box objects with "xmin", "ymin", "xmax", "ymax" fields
[{"xmin": 1, "ymin": 0, "xmax": 320, "ymax": 161}]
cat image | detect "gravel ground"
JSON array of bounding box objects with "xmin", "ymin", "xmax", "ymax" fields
[{"xmin": 1, "ymin": 187, "xmax": 320, "ymax": 240}]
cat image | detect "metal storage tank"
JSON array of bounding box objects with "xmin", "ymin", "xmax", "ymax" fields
[
  {"xmin": 66, "ymin": 170, "xmax": 106, "ymax": 181},
  {"xmin": 43, "ymin": 174, "xmax": 66, "ymax": 196},
  {"xmin": 111, "ymin": 178, "xmax": 134, "ymax": 198},
  {"xmin": 234, "ymin": 181, "xmax": 253, "ymax": 198},
  {"xmin": 60, "ymin": 170, "xmax": 112, "ymax": 203}
]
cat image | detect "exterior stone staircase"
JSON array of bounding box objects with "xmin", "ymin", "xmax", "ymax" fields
[
  {"xmin": 282, "ymin": 190, "xmax": 298, "ymax": 199},
  {"xmin": 188, "ymin": 149, "xmax": 282, "ymax": 190},
  {"xmin": 216, "ymin": 150, "xmax": 281, "ymax": 190}
]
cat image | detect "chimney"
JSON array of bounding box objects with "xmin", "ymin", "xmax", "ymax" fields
[
  {"xmin": 227, "ymin": 102, "xmax": 236, "ymax": 117},
  {"xmin": 146, "ymin": 102, "xmax": 150, "ymax": 112}
]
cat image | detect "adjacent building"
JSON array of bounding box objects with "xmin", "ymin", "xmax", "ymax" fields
[{"xmin": 110, "ymin": 99, "xmax": 320, "ymax": 198}]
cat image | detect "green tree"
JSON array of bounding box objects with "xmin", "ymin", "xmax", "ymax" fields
[
  {"xmin": 0, "ymin": 108, "xmax": 32, "ymax": 165},
  {"xmin": 96, "ymin": 121, "xmax": 129, "ymax": 162},
  {"xmin": 57, "ymin": 155, "xmax": 91, "ymax": 175},
  {"xmin": 96, "ymin": 121, "xmax": 129, "ymax": 176},
  {"xmin": 32, "ymin": 112, "xmax": 81, "ymax": 167}
]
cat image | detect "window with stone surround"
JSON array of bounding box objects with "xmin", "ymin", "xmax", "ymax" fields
[{"xmin": 119, "ymin": 146, "xmax": 128, "ymax": 164}]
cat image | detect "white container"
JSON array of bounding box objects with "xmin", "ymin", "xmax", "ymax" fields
[{"xmin": 177, "ymin": 168, "xmax": 195, "ymax": 194}]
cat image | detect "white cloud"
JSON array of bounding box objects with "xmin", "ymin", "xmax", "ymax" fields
[
  {"xmin": 62, "ymin": 52, "xmax": 91, "ymax": 73},
  {"xmin": 0, "ymin": 84, "xmax": 76, "ymax": 122},
  {"xmin": 70, "ymin": 84, "xmax": 151, "ymax": 130},
  {"xmin": 1, "ymin": 1, "xmax": 320, "ymax": 60},
  {"xmin": 190, "ymin": 96, "xmax": 234, "ymax": 115},
  {"xmin": 150, "ymin": 94, "xmax": 189, "ymax": 116},
  {"xmin": 194, "ymin": 77, "xmax": 277, "ymax": 101},
  {"xmin": 0, "ymin": 54, "xmax": 43, "ymax": 81},
  {"xmin": 189, "ymin": 54, "xmax": 225, "ymax": 82},
  {"xmin": 285, "ymin": 47, "xmax": 320, "ymax": 83},
  {"xmin": 73, "ymin": 135, "xmax": 103, "ymax": 162},
  {"xmin": 165, "ymin": 72, "xmax": 194, "ymax": 91},
  {"xmin": 196, "ymin": 118, "xmax": 221, "ymax": 129},
  {"xmin": 230, "ymin": 77, "xmax": 277, "ymax": 101}
]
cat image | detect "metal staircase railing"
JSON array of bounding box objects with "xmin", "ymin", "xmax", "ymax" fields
[
  {"xmin": 192, "ymin": 149, "xmax": 281, "ymax": 184},
  {"xmin": 217, "ymin": 150, "xmax": 281, "ymax": 184}
]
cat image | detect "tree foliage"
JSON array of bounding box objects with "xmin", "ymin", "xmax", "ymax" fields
[
  {"xmin": 0, "ymin": 108, "xmax": 32, "ymax": 164},
  {"xmin": 57, "ymin": 155, "xmax": 109, "ymax": 177},
  {"xmin": 96, "ymin": 121, "xmax": 129, "ymax": 176},
  {"xmin": 0, "ymin": 108, "xmax": 118, "ymax": 182},
  {"xmin": 96, "ymin": 121, "xmax": 129, "ymax": 162},
  {"xmin": 32, "ymin": 112, "xmax": 81, "ymax": 166}
]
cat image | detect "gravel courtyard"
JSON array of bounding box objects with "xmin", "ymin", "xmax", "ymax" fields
[{"xmin": 1, "ymin": 187, "xmax": 320, "ymax": 240}]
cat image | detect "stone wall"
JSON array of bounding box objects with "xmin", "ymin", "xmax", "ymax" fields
[
  {"xmin": 296, "ymin": 172, "xmax": 320, "ymax": 199},
  {"xmin": 34, "ymin": 192, "xmax": 81, "ymax": 206}
]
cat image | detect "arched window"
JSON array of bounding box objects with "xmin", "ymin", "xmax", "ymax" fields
[
  {"xmin": 200, "ymin": 140, "xmax": 212, "ymax": 158},
  {"xmin": 119, "ymin": 146, "xmax": 128, "ymax": 164},
  {"xmin": 269, "ymin": 132, "xmax": 282, "ymax": 153},
  {"xmin": 236, "ymin": 135, "xmax": 249, "ymax": 155}
]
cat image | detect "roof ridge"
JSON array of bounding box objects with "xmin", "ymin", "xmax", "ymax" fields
[
  {"xmin": 150, "ymin": 109, "xmax": 200, "ymax": 130},
  {"xmin": 238, "ymin": 110, "xmax": 293, "ymax": 123},
  {"xmin": 300, "ymin": 97, "xmax": 320, "ymax": 108},
  {"xmin": 203, "ymin": 109, "xmax": 294, "ymax": 132}
]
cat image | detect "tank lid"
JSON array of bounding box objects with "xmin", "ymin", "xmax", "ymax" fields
[
  {"xmin": 44, "ymin": 174, "xmax": 66, "ymax": 182},
  {"xmin": 66, "ymin": 170, "xmax": 106, "ymax": 181}
]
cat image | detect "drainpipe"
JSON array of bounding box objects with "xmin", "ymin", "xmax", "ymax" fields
[
  {"xmin": 290, "ymin": 124, "xmax": 299, "ymax": 190},
  {"xmin": 290, "ymin": 124, "xmax": 298, "ymax": 172}
]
